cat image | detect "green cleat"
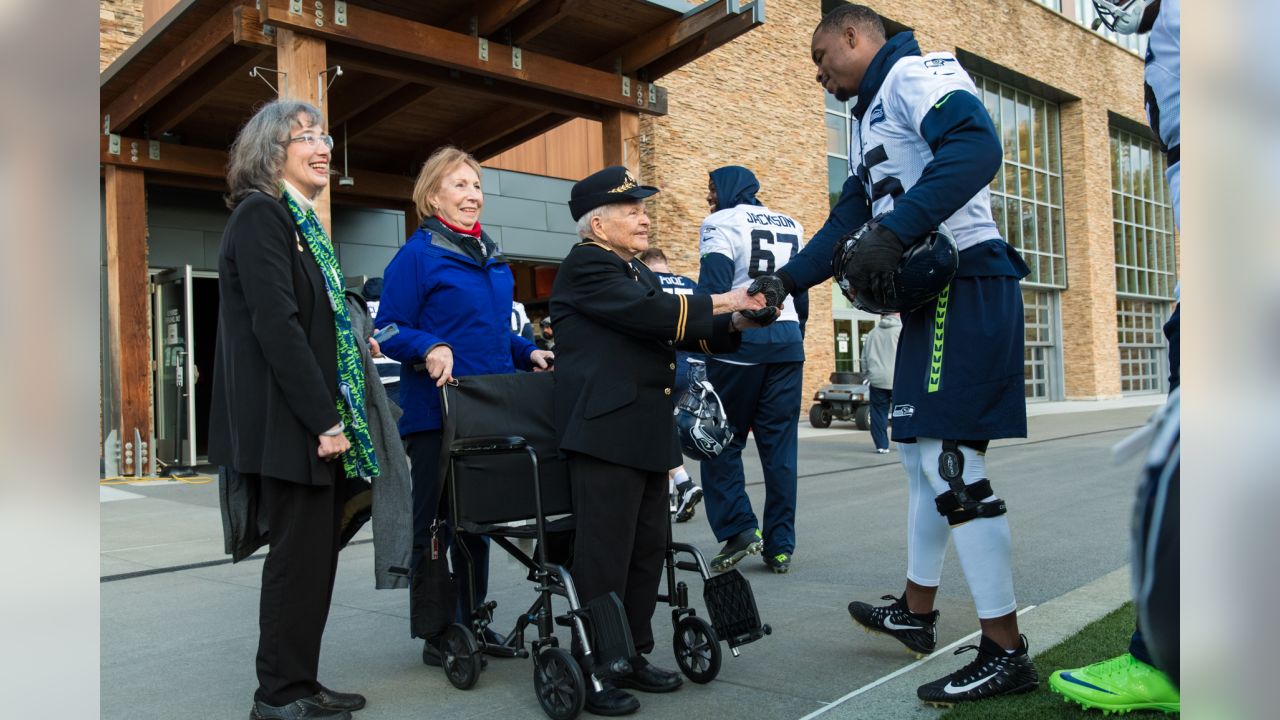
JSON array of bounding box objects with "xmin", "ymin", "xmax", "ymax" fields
[{"xmin": 1049, "ymin": 653, "xmax": 1180, "ymax": 714}]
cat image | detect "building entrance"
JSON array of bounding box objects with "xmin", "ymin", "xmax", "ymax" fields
[{"xmin": 151, "ymin": 266, "xmax": 219, "ymax": 469}]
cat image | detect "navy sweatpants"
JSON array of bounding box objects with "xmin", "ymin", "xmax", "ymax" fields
[{"xmin": 699, "ymin": 360, "xmax": 802, "ymax": 555}]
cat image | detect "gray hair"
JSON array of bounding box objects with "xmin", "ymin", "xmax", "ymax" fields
[
  {"xmin": 575, "ymin": 202, "xmax": 625, "ymax": 240},
  {"xmin": 225, "ymin": 100, "xmax": 323, "ymax": 209}
]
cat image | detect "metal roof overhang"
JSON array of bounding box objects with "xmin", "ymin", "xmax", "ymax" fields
[{"xmin": 99, "ymin": 0, "xmax": 765, "ymax": 205}]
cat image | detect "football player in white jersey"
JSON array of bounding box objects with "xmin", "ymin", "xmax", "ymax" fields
[
  {"xmin": 1050, "ymin": 1, "xmax": 1180, "ymax": 713},
  {"xmin": 697, "ymin": 166, "xmax": 807, "ymax": 574},
  {"xmin": 748, "ymin": 5, "xmax": 1037, "ymax": 704}
]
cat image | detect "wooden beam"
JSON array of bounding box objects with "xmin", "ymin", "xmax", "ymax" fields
[
  {"xmin": 102, "ymin": 3, "xmax": 235, "ymax": 133},
  {"xmin": 342, "ymin": 84, "xmax": 438, "ymax": 143},
  {"xmin": 644, "ymin": 3, "xmax": 762, "ymax": 80},
  {"xmin": 329, "ymin": 77, "xmax": 409, "ymax": 127},
  {"xmin": 145, "ymin": 46, "xmax": 269, "ymax": 135},
  {"xmin": 444, "ymin": 108, "xmax": 556, "ymax": 156},
  {"xmin": 505, "ymin": 0, "xmax": 580, "ymax": 46},
  {"xmin": 275, "ymin": 27, "xmax": 332, "ymax": 232},
  {"xmin": 448, "ymin": 0, "xmax": 544, "ymax": 36},
  {"xmin": 472, "ymin": 113, "xmax": 572, "ymax": 162},
  {"xmin": 104, "ymin": 166, "xmax": 151, "ymax": 475},
  {"xmin": 601, "ymin": 109, "xmax": 640, "ymax": 173},
  {"xmin": 233, "ymin": 3, "xmax": 275, "ymax": 49},
  {"xmin": 100, "ymin": 136, "xmax": 414, "ymax": 202},
  {"xmin": 328, "ymin": 46, "xmax": 602, "ymax": 119},
  {"xmin": 261, "ymin": 0, "xmax": 666, "ymax": 115},
  {"xmin": 595, "ymin": 0, "xmax": 741, "ymax": 75}
]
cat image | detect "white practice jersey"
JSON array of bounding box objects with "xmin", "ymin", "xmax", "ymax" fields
[
  {"xmin": 848, "ymin": 52, "xmax": 999, "ymax": 252},
  {"xmin": 700, "ymin": 204, "xmax": 805, "ymax": 324},
  {"xmin": 1145, "ymin": 0, "xmax": 1179, "ymax": 227}
]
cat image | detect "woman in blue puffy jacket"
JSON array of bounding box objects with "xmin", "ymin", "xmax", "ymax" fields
[{"xmin": 374, "ymin": 146, "xmax": 554, "ymax": 663}]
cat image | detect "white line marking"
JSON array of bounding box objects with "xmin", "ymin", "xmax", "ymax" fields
[{"xmin": 797, "ymin": 604, "xmax": 1037, "ymax": 720}]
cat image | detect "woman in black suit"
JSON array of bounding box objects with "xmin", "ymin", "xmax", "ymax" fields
[{"xmin": 209, "ymin": 100, "xmax": 376, "ymax": 720}]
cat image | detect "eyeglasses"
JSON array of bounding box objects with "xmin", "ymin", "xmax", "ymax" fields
[{"xmin": 287, "ymin": 133, "xmax": 334, "ymax": 149}]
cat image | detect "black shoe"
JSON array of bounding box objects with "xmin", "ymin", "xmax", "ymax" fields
[
  {"xmin": 710, "ymin": 528, "xmax": 763, "ymax": 572},
  {"xmin": 848, "ymin": 593, "xmax": 939, "ymax": 656},
  {"xmin": 250, "ymin": 696, "xmax": 352, "ymax": 720},
  {"xmin": 917, "ymin": 634, "xmax": 1039, "ymax": 706},
  {"xmin": 762, "ymin": 550, "xmax": 792, "ymax": 574},
  {"xmin": 311, "ymin": 685, "xmax": 366, "ymax": 712},
  {"xmin": 422, "ymin": 636, "xmax": 488, "ymax": 669},
  {"xmin": 612, "ymin": 656, "xmax": 683, "ymax": 693},
  {"xmin": 584, "ymin": 683, "xmax": 640, "ymax": 716},
  {"xmin": 673, "ymin": 483, "xmax": 703, "ymax": 523}
]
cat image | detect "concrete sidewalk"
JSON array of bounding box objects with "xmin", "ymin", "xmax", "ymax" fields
[{"xmin": 101, "ymin": 403, "xmax": 1158, "ymax": 719}]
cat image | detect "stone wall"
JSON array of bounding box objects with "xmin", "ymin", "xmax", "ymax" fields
[{"xmin": 100, "ymin": 0, "xmax": 144, "ymax": 71}]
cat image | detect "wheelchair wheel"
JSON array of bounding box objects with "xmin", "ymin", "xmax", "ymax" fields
[
  {"xmin": 533, "ymin": 647, "xmax": 585, "ymax": 720},
  {"xmin": 672, "ymin": 616, "xmax": 721, "ymax": 684},
  {"xmin": 441, "ymin": 623, "xmax": 482, "ymax": 690}
]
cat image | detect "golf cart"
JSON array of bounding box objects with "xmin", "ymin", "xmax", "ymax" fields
[{"xmin": 809, "ymin": 371, "xmax": 871, "ymax": 430}]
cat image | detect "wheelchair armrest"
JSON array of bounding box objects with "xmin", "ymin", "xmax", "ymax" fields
[{"xmin": 449, "ymin": 435, "xmax": 529, "ymax": 456}]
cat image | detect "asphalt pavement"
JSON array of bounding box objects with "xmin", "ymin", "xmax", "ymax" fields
[{"xmin": 101, "ymin": 398, "xmax": 1163, "ymax": 720}]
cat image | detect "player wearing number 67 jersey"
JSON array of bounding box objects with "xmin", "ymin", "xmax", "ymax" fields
[
  {"xmin": 748, "ymin": 5, "xmax": 1037, "ymax": 705},
  {"xmin": 697, "ymin": 165, "xmax": 807, "ymax": 575}
]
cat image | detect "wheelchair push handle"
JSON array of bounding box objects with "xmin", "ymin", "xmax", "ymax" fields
[{"xmin": 449, "ymin": 435, "xmax": 529, "ymax": 455}]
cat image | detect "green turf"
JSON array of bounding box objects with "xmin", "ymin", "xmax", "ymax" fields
[{"xmin": 938, "ymin": 602, "xmax": 1179, "ymax": 719}]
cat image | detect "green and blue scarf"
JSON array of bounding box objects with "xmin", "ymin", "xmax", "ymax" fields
[{"xmin": 282, "ymin": 190, "xmax": 380, "ymax": 479}]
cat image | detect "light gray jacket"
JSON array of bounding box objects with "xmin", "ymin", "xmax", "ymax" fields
[
  {"xmin": 346, "ymin": 293, "xmax": 413, "ymax": 589},
  {"xmin": 862, "ymin": 315, "xmax": 902, "ymax": 391}
]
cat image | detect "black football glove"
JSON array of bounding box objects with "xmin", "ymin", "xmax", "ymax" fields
[
  {"xmin": 844, "ymin": 223, "xmax": 906, "ymax": 301},
  {"xmin": 738, "ymin": 306, "xmax": 780, "ymax": 327},
  {"xmin": 746, "ymin": 273, "xmax": 788, "ymax": 308}
]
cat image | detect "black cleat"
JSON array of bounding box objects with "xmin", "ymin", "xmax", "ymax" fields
[
  {"xmin": 917, "ymin": 634, "xmax": 1039, "ymax": 707},
  {"xmin": 848, "ymin": 593, "xmax": 938, "ymax": 656},
  {"xmin": 672, "ymin": 483, "xmax": 703, "ymax": 523},
  {"xmin": 762, "ymin": 551, "xmax": 792, "ymax": 574},
  {"xmin": 710, "ymin": 528, "xmax": 763, "ymax": 572}
]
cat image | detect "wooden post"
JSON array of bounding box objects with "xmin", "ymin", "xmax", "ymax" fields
[
  {"xmin": 104, "ymin": 166, "xmax": 151, "ymax": 475},
  {"xmin": 276, "ymin": 27, "xmax": 332, "ymax": 234},
  {"xmin": 601, "ymin": 109, "xmax": 640, "ymax": 174}
]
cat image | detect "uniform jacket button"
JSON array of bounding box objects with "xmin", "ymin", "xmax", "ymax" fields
[
  {"xmin": 669, "ymin": 363, "xmax": 676, "ymax": 370},
  {"xmin": 663, "ymin": 388, "xmax": 672, "ymax": 396}
]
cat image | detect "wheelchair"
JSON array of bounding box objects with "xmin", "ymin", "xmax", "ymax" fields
[{"xmin": 435, "ymin": 371, "xmax": 771, "ymax": 720}]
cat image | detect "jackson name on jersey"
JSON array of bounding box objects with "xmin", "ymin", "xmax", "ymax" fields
[
  {"xmin": 700, "ymin": 206, "xmax": 805, "ymax": 324},
  {"xmin": 849, "ymin": 52, "xmax": 999, "ymax": 252}
]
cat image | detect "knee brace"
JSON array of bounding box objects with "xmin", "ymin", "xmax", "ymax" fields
[{"xmin": 933, "ymin": 440, "xmax": 1006, "ymax": 527}]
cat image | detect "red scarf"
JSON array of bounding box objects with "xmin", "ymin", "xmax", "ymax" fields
[{"xmin": 435, "ymin": 215, "xmax": 482, "ymax": 238}]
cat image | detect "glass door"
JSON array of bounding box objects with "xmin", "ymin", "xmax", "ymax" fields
[{"xmin": 152, "ymin": 265, "xmax": 196, "ymax": 468}]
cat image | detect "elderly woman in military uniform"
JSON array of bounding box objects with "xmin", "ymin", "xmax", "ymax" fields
[{"xmin": 549, "ymin": 166, "xmax": 772, "ymax": 716}]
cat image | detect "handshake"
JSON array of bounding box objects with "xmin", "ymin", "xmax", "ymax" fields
[{"xmin": 737, "ymin": 274, "xmax": 790, "ymax": 328}]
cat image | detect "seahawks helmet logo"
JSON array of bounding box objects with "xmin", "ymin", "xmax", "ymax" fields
[{"xmin": 690, "ymin": 423, "xmax": 726, "ymax": 456}]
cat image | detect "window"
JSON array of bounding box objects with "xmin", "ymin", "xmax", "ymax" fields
[
  {"xmin": 1034, "ymin": 0, "xmax": 1062, "ymax": 11},
  {"xmin": 825, "ymin": 93, "xmax": 852, "ymax": 210},
  {"xmin": 1116, "ymin": 299, "xmax": 1168, "ymax": 393},
  {"xmin": 1110, "ymin": 127, "xmax": 1177, "ymax": 300},
  {"xmin": 1111, "ymin": 126, "xmax": 1176, "ymax": 393},
  {"xmin": 1023, "ymin": 289, "xmax": 1058, "ymax": 400},
  {"xmin": 973, "ymin": 73, "xmax": 1067, "ymax": 290},
  {"xmin": 1074, "ymin": 0, "xmax": 1147, "ymax": 55}
]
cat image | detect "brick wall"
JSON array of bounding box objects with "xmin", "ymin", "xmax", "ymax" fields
[
  {"xmin": 100, "ymin": 0, "xmax": 144, "ymax": 71},
  {"xmin": 640, "ymin": 0, "xmax": 833, "ymax": 410},
  {"xmin": 646, "ymin": 0, "xmax": 1152, "ymax": 402}
]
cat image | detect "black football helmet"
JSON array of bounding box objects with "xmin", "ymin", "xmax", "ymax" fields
[
  {"xmin": 833, "ymin": 215, "xmax": 959, "ymax": 315},
  {"xmin": 674, "ymin": 360, "xmax": 732, "ymax": 461}
]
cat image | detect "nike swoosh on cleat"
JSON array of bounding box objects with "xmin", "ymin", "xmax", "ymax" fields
[
  {"xmin": 882, "ymin": 617, "xmax": 922, "ymax": 631},
  {"xmin": 943, "ymin": 673, "xmax": 998, "ymax": 694},
  {"xmin": 1060, "ymin": 672, "xmax": 1117, "ymax": 695}
]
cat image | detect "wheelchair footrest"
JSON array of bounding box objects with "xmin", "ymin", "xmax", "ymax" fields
[
  {"xmin": 585, "ymin": 592, "xmax": 636, "ymax": 680},
  {"xmin": 703, "ymin": 569, "xmax": 768, "ymax": 649}
]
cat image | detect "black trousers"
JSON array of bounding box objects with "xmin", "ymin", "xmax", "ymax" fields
[
  {"xmin": 404, "ymin": 430, "xmax": 490, "ymax": 629},
  {"xmin": 254, "ymin": 469, "xmax": 343, "ymax": 705},
  {"xmin": 568, "ymin": 452, "xmax": 668, "ymax": 655}
]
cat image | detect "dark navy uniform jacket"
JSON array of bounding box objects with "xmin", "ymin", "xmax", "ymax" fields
[{"xmin": 551, "ymin": 242, "xmax": 741, "ymax": 472}]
